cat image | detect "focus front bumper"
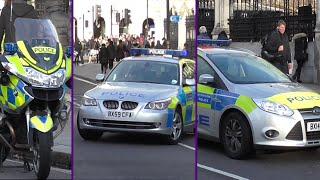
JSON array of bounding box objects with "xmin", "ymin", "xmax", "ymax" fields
[{"xmin": 250, "ymin": 108, "xmax": 320, "ymax": 148}]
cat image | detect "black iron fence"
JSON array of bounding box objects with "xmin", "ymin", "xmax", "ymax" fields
[
  {"xmin": 229, "ymin": 0, "xmax": 317, "ymax": 42},
  {"xmin": 186, "ymin": 14, "xmax": 195, "ymax": 58},
  {"xmin": 198, "ymin": 0, "xmax": 215, "ymax": 38}
]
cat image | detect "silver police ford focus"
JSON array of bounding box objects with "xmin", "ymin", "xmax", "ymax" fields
[
  {"xmin": 77, "ymin": 49, "xmax": 195, "ymax": 144},
  {"xmin": 197, "ymin": 43, "xmax": 320, "ymax": 159}
]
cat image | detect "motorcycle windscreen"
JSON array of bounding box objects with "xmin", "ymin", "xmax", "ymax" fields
[{"xmin": 14, "ymin": 18, "xmax": 63, "ymax": 73}]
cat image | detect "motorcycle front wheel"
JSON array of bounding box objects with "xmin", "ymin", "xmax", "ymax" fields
[{"xmin": 33, "ymin": 131, "xmax": 52, "ymax": 179}]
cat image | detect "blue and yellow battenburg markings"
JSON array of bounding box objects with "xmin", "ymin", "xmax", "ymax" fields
[
  {"xmin": 166, "ymin": 86, "xmax": 195, "ymax": 128},
  {"xmin": 0, "ymin": 75, "xmax": 31, "ymax": 111},
  {"xmin": 30, "ymin": 115, "xmax": 53, "ymax": 133},
  {"xmin": 197, "ymin": 84, "xmax": 257, "ymax": 126}
]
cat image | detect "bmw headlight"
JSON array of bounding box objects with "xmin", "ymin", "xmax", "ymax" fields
[
  {"xmin": 82, "ymin": 95, "xmax": 97, "ymax": 106},
  {"xmin": 25, "ymin": 68, "xmax": 65, "ymax": 88},
  {"xmin": 253, "ymin": 99, "xmax": 294, "ymax": 117},
  {"xmin": 145, "ymin": 98, "xmax": 172, "ymax": 110}
]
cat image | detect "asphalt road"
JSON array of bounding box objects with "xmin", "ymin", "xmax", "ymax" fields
[
  {"xmin": 197, "ymin": 87, "xmax": 320, "ymax": 180},
  {"xmin": 73, "ymin": 76, "xmax": 195, "ymax": 180},
  {"xmin": 0, "ymin": 159, "xmax": 71, "ymax": 179}
]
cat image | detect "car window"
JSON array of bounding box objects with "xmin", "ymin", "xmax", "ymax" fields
[
  {"xmin": 198, "ymin": 56, "xmax": 227, "ymax": 90},
  {"xmin": 106, "ymin": 60, "xmax": 180, "ymax": 85},
  {"xmin": 207, "ymin": 53, "xmax": 292, "ymax": 84}
]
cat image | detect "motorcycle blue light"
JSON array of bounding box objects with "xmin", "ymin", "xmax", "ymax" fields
[
  {"xmin": 130, "ymin": 48, "xmax": 189, "ymax": 58},
  {"xmin": 66, "ymin": 46, "xmax": 72, "ymax": 58},
  {"xmin": 197, "ymin": 39, "xmax": 232, "ymax": 47},
  {"xmin": 4, "ymin": 43, "xmax": 18, "ymax": 55}
]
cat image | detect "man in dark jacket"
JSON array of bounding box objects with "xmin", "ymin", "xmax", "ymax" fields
[
  {"xmin": 107, "ymin": 40, "xmax": 116, "ymax": 70},
  {"xmin": 265, "ymin": 20, "xmax": 292, "ymax": 74},
  {"xmin": 98, "ymin": 44, "xmax": 108, "ymax": 74},
  {"xmin": 0, "ymin": 0, "xmax": 38, "ymax": 52},
  {"xmin": 116, "ymin": 40, "xmax": 127, "ymax": 62}
]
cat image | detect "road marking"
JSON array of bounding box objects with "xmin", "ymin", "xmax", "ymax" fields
[
  {"xmin": 197, "ymin": 163, "xmax": 250, "ymax": 180},
  {"xmin": 6, "ymin": 159, "xmax": 71, "ymax": 174},
  {"xmin": 74, "ymin": 76, "xmax": 97, "ymax": 86},
  {"xmin": 178, "ymin": 143, "xmax": 195, "ymax": 151}
]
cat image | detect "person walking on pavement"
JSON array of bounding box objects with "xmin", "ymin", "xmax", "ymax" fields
[
  {"xmin": 107, "ymin": 39, "xmax": 116, "ymax": 70},
  {"xmin": 75, "ymin": 39, "xmax": 82, "ymax": 66},
  {"xmin": 145, "ymin": 41, "xmax": 151, "ymax": 48},
  {"xmin": 198, "ymin": 26, "xmax": 211, "ymax": 39},
  {"xmin": 265, "ymin": 20, "xmax": 292, "ymax": 74},
  {"xmin": 116, "ymin": 40, "xmax": 127, "ymax": 62},
  {"xmin": 132, "ymin": 39, "xmax": 140, "ymax": 48},
  {"xmin": 292, "ymin": 32, "xmax": 308, "ymax": 83},
  {"xmin": 162, "ymin": 38, "xmax": 167, "ymax": 49},
  {"xmin": 98, "ymin": 43, "xmax": 108, "ymax": 74},
  {"xmin": 155, "ymin": 40, "xmax": 162, "ymax": 49},
  {"xmin": 0, "ymin": 0, "xmax": 38, "ymax": 52}
]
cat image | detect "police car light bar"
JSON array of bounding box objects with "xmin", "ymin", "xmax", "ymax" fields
[
  {"xmin": 130, "ymin": 48, "xmax": 189, "ymax": 58},
  {"xmin": 198, "ymin": 39, "xmax": 232, "ymax": 47}
]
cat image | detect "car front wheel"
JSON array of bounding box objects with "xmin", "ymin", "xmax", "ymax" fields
[{"xmin": 221, "ymin": 112, "xmax": 254, "ymax": 159}]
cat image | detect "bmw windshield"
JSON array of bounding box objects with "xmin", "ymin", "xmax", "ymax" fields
[
  {"xmin": 207, "ymin": 53, "xmax": 292, "ymax": 84},
  {"xmin": 106, "ymin": 60, "xmax": 180, "ymax": 85},
  {"xmin": 14, "ymin": 18, "xmax": 59, "ymax": 48}
]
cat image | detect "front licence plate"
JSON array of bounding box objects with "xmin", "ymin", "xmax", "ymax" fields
[
  {"xmin": 307, "ymin": 121, "xmax": 320, "ymax": 132},
  {"xmin": 107, "ymin": 111, "xmax": 133, "ymax": 118}
]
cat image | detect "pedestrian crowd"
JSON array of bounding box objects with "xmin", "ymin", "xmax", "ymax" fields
[{"xmin": 74, "ymin": 34, "xmax": 169, "ymax": 74}]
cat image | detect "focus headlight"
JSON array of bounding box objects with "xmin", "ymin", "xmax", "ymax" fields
[
  {"xmin": 145, "ymin": 98, "xmax": 172, "ymax": 110},
  {"xmin": 82, "ymin": 95, "xmax": 97, "ymax": 106},
  {"xmin": 253, "ymin": 99, "xmax": 294, "ymax": 117},
  {"xmin": 25, "ymin": 68, "xmax": 65, "ymax": 88}
]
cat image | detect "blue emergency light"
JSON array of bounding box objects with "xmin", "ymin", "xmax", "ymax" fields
[
  {"xmin": 130, "ymin": 48, "xmax": 189, "ymax": 58},
  {"xmin": 4, "ymin": 43, "xmax": 18, "ymax": 55},
  {"xmin": 198, "ymin": 39, "xmax": 232, "ymax": 47}
]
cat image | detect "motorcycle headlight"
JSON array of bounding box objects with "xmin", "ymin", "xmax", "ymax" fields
[
  {"xmin": 145, "ymin": 98, "xmax": 172, "ymax": 110},
  {"xmin": 82, "ymin": 95, "xmax": 97, "ymax": 106},
  {"xmin": 253, "ymin": 99, "xmax": 294, "ymax": 117},
  {"xmin": 25, "ymin": 68, "xmax": 65, "ymax": 88}
]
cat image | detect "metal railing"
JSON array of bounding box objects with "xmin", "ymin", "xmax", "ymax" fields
[{"xmin": 229, "ymin": 0, "xmax": 317, "ymax": 42}]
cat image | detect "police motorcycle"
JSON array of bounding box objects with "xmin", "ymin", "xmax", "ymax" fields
[{"xmin": 0, "ymin": 18, "xmax": 72, "ymax": 179}]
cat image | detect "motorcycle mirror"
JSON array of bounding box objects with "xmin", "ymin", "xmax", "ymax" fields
[
  {"xmin": 4, "ymin": 43, "xmax": 18, "ymax": 55},
  {"xmin": 66, "ymin": 46, "xmax": 72, "ymax": 58}
]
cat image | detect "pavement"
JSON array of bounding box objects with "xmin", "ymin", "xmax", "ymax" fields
[
  {"xmin": 73, "ymin": 63, "xmax": 195, "ymax": 180},
  {"xmin": 0, "ymin": 160, "xmax": 71, "ymax": 179}
]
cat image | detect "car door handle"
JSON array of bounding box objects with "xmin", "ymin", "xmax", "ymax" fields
[{"xmin": 212, "ymin": 97, "xmax": 221, "ymax": 103}]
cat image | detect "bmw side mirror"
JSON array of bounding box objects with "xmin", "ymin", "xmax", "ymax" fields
[
  {"xmin": 183, "ymin": 79, "xmax": 195, "ymax": 86},
  {"xmin": 199, "ymin": 74, "xmax": 214, "ymax": 85},
  {"xmin": 95, "ymin": 74, "xmax": 105, "ymax": 82}
]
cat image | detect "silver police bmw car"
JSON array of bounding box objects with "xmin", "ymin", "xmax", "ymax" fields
[
  {"xmin": 198, "ymin": 47, "xmax": 320, "ymax": 159},
  {"xmin": 77, "ymin": 52, "xmax": 195, "ymax": 144}
]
